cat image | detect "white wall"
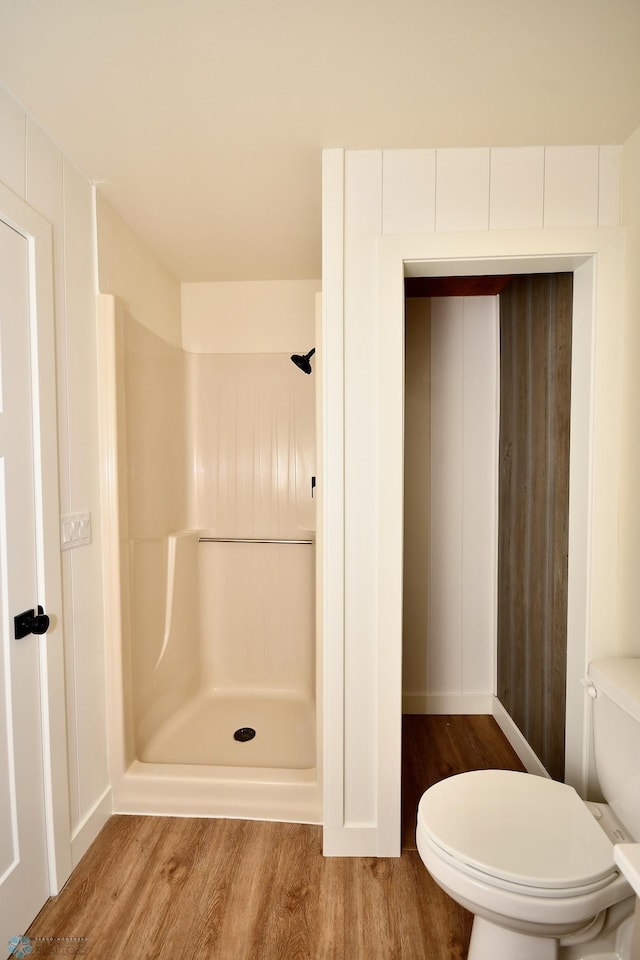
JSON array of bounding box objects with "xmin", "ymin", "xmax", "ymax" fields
[
  {"xmin": 0, "ymin": 83, "xmax": 109, "ymax": 863},
  {"xmin": 619, "ymin": 124, "xmax": 640, "ymax": 654},
  {"xmin": 402, "ymin": 296, "xmax": 498, "ymax": 714},
  {"xmin": 428, "ymin": 296, "xmax": 498, "ymax": 709},
  {"xmin": 381, "ymin": 146, "xmax": 621, "ymax": 234},
  {"xmin": 181, "ymin": 279, "xmax": 319, "ymax": 353},
  {"xmin": 323, "ymin": 143, "xmax": 626, "ymax": 856},
  {"xmin": 97, "ymin": 194, "xmax": 182, "ymax": 347}
]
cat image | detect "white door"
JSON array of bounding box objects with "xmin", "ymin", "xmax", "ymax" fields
[{"xmin": 0, "ymin": 218, "xmax": 51, "ymax": 943}]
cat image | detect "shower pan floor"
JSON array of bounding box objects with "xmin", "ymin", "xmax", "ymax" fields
[{"xmin": 139, "ymin": 689, "xmax": 316, "ymax": 769}]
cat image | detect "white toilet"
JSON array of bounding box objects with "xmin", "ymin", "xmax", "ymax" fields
[{"xmin": 416, "ymin": 658, "xmax": 640, "ymax": 960}]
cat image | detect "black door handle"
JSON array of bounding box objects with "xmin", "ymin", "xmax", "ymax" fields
[{"xmin": 14, "ymin": 605, "xmax": 50, "ymax": 640}]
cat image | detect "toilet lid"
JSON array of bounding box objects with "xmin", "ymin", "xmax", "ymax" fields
[{"xmin": 418, "ymin": 769, "xmax": 617, "ymax": 891}]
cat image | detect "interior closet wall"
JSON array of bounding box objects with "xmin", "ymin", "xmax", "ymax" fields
[
  {"xmin": 403, "ymin": 295, "xmax": 498, "ymax": 713},
  {"xmin": 497, "ymin": 273, "xmax": 573, "ymax": 781}
]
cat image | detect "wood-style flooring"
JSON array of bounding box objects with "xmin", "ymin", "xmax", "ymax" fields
[{"xmin": 24, "ymin": 716, "xmax": 525, "ymax": 960}]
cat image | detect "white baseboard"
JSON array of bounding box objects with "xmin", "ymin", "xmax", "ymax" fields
[
  {"xmin": 322, "ymin": 826, "xmax": 380, "ymax": 857},
  {"xmin": 71, "ymin": 786, "xmax": 112, "ymax": 867},
  {"xmin": 491, "ymin": 697, "xmax": 550, "ymax": 778},
  {"xmin": 402, "ymin": 693, "xmax": 493, "ymax": 715}
]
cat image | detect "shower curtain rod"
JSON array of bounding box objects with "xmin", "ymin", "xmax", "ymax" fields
[{"xmin": 199, "ymin": 536, "xmax": 313, "ymax": 545}]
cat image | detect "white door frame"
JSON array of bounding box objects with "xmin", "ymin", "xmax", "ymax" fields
[
  {"xmin": 375, "ymin": 229, "xmax": 625, "ymax": 855},
  {"xmin": 0, "ymin": 180, "xmax": 71, "ymax": 892}
]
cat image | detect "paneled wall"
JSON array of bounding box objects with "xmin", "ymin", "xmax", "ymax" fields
[
  {"xmin": 381, "ymin": 146, "xmax": 620, "ymax": 234},
  {"xmin": 323, "ymin": 143, "xmax": 625, "ymax": 855},
  {"xmin": 428, "ymin": 297, "xmax": 498, "ymax": 707},
  {"xmin": 0, "ymin": 82, "xmax": 109, "ymax": 862},
  {"xmin": 188, "ymin": 353, "xmax": 315, "ymax": 536},
  {"xmin": 199, "ymin": 542, "xmax": 314, "ymax": 696},
  {"xmin": 402, "ymin": 296, "xmax": 498, "ymax": 713}
]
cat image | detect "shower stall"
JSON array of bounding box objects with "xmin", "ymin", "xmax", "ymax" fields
[{"xmin": 99, "ymin": 294, "xmax": 321, "ymax": 822}]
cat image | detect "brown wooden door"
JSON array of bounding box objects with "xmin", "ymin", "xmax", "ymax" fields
[{"xmin": 497, "ymin": 273, "xmax": 572, "ymax": 781}]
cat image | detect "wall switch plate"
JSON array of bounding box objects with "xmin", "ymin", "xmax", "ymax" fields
[{"xmin": 61, "ymin": 512, "xmax": 91, "ymax": 551}]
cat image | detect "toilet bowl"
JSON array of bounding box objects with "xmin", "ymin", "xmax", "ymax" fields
[
  {"xmin": 416, "ymin": 658, "xmax": 640, "ymax": 960},
  {"xmin": 417, "ymin": 770, "xmax": 634, "ymax": 959}
]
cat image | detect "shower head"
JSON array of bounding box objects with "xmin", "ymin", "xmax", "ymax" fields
[{"xmin": 290, "ymin": 347, "xmax": 315, "ymax": 375}]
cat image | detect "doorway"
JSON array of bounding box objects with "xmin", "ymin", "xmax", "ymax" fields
[
  {"xmin": 402, "ymin": 280, "xmax": 501, "ymax": 719},
  {"xmin": 0, "ymin": 183, "xmax": 71, "ymax": 942},
  {"xmin": 372, "ymin": 241, "xmax": 612, "ymax": 857},
  {"xmin": 0, "ymin": 216, "xmax": 51, "ymax": 945},
  {"xmin": 402, "ymin": 273, "xmax": 572, "ymax": 786}
]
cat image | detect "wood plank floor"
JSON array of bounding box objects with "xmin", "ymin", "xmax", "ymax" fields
[
  {"xmin": 24, "ymin": 716, "xmax": 525, "ymax": 960},
  {"xmin": 401, "ymin": 714, "xmax": 526, "ymax": 850}
]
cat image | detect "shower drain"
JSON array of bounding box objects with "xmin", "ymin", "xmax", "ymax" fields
[{"xmin": 233, "ymin": 727, "xmax": 256, "ymax": 742}]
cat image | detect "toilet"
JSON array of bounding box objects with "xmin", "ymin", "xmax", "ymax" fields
[{"xmin": 416, "ymin": 658, "xmax": 640, "ymax": 960}]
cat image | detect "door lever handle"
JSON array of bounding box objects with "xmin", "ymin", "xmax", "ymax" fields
[{"xmin": 14, "ymin": 605, "xmax": 50, "ymax": 640}]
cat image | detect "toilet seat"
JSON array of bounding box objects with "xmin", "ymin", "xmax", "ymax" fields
[{"xmin": 417, "ymin": 770, "xmax": 618, "ymax": 897}]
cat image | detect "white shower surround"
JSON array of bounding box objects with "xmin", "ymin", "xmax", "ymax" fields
[{"xmin": 99, "ymin": 294, "xmax": 321, "ymax": 822}]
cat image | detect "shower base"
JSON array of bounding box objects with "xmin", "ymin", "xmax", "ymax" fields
[{"xmin": 138, "ymin": 688, "xmax": 315, "ymax": 769}]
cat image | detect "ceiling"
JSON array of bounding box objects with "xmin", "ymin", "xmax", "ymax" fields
[{"xmin": 1, "ymin": 0, "xmax": 639, "ymax": 283}]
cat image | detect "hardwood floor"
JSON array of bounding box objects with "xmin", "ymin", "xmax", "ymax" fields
[
  {"xmin": 23, "ymin": 716, "xmax": 525, "ymax": 960},
  {"xmin": 401, "ymin": 714, "xmax": 526, "ymax": 849}
]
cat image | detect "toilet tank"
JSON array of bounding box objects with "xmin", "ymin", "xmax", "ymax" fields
[{"xmin": 588, "ymin": 658, "xmax": 640, "ymax": 839}]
